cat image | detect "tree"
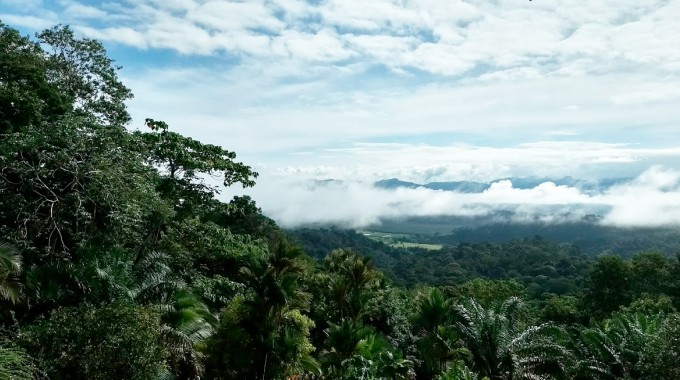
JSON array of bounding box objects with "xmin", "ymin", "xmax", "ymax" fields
[
  {"xmin": 412, "ymin": 288, "xmax": 467, "ymax": 379},
  {"xmin": 638, "ymin": 313, "xmax": 680, "ymax": 379},
  {"xmin": 0, "ymin": 341, "xmax": 37, "ymax": 380},
  {"xmin": 205, "ymin": 237, "xmax": 317, "ymax": 379},
  {"xmin": 444, "ymin": 278, "xmax": 527, "ymax": 307},
  {"xmin": 37, "ymin": 25, "xmax": 133, "ymax": 127},
  {"xmin": 630, "ymin": 251, "xmax": 670, "ymax": 296},
  {"xmin": 451, "ymin": 297, "xmax": 569, "ymax": 380},
  {"xmin": 205, "ymin": 296, "xmax": 318, "ymax": 379},
  {"xmin": 0, "ymin": 23, "xmax": 70, "ymax": 134},
  {"xmin": 20, "ymin": 302, "xmax": 167, "ymax": 380},
  {"xmin": 320, "ymin": 318, "xmax": 411, "ymax": 379},
  {"xmin": 323, "ymin": 249, "xmax": 382, "ymax": 322},
  {"xmin": 210, "ymin": 195, "xmax": 278, "ymax": 238},
  {"xmin": 0, "ymin": 243, "xmax": 21, "ymax": 303},
  {"xmin": 583, "ymin": 255, "xmax": 633, "ymax": 318},
  {"xmin": 72, "ymin": 245, "xmax": 217, "ymax": 379},
  {"xmin": 0, "ymin": 26, "xmax": 161, "ymax": 317},
  {"xmin": 540, "ymin": 294, "xmax": 586, "ymax": 326},
  {"xmin": 134, "ymin": 119, "xmax": 256, "ymax": 221},
  {"xmin": 568, "ymin": 311, "xmax": 666, "ymax": 379},
  {"xmin": 157, "ymin": 290, "xmax": 216, "ymax": 380}
]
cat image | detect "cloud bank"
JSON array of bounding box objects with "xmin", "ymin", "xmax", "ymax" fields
[{"xmin": 236, "ymin": 166, "xmax": 680, "ymax": 229}]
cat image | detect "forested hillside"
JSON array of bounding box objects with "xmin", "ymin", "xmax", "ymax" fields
[
  {"xmin": 2, "ymin": 23, "xmax": 680, "ymax": 380},
  {"xmin": 366, "ymin": 216, "xmax": 680, "ymax": 256}
]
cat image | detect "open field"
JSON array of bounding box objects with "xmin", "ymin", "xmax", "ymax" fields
[
  {"xmin": 360, "ymin": 230, "xmax": 442, "ymax": 250},
  {"xmin": 388, "ymin": 242, "xmax": 443, "ymax": 250}
]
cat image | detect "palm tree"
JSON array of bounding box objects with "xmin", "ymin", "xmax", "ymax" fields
[
  {"xmin": 321, "ymin": 318, "xmax": 412, "ymax": 379},
  {"xmin": 0, "ymin": 342, "xmax": 37, "ymax": 380},
  {"xmin": 239, "ymin": 236, "xmax": 308, "ymax": 327},
  {"xmin": 129, "ymin": 250, "xmax": 216, "ymax": 379},
  {"xmin": 229, "ymin": 236, "xmax": 314, "ymax": 379},
  {"xmin": 323, "ymin": 249, "xmax": 381, "ymax": 321},
  {"xmin": 77, "ymin": 248, "xmax": 215, "ymax": 379},
  {"xmin": 436, "ymin": 361, "xmax": 484, "ymax": 380},
  {"xmin": 0, "ymin": 243, "xmax": 22, "ymax": 303},
  {"xmin": 321, "ymin": 318, "xmax": 377, "ymax": 371},
  {"xmin": 412, "ymin": 288, "xmax": 469, "ymax": 379},
  {"xmin": 158, "ymin": 290, "xmax": 216, "ymax": 379},
  {"xmin": 570, "ymin": 312, "xmax": 664, "ymax": 379},
  {"xmin": 451, "ymin": 297, "xmax": 569, "ymax": 380}
]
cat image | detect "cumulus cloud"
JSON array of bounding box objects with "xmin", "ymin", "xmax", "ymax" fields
[
  {"xmin": 4, "ymin": 0, "xmax": 680, "ymax": 76},
  {"xmin": 5, "ymin": 1, "xmax": 680, "ymax": 162},
  {"xmin": 119, "ymin": 63, "xmax": 680, "ymax": 164},
  {"xmin": 3, "ymin": 0, "xmax": 680, "ymax": 231}
]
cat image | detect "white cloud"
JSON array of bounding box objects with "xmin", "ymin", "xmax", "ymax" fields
[
  {"xmin": 271, "ymin": 28, "xmax": 356, "ymax": 62},
  {"xmin": 601, "ymin": 166, "xmax": 680, "ymax": 227},
  {"xmin": 75, "ymin": 25, "xmax": 148, "ymax": 48},
  {"xmin": 0, "ymin": 0, "xmax": 43, "ymax": 9},
  {"xmin": 319, "ymin": 0, "xmax": 424, "ymax": 32},
  {"xmin": 188, "ymin": 1, "xmax": 284, "ymax": 32},
  {"xmin": 5, "ymin": 0, "xmax": 679, "ymax": 77},
  {"xmin": 0, "ymin": 13, "xmax": 56, "ymax": 29},
  {"xmin": 4, "ymin": 0, "xmax": 680, "ymax": 230},
  {"xmin": 121, "ymin": 62, "xmax": 680, "ymax": 166},
  {"xmin": 236, "ymin": 166, "xmax": 680, "ymax": 228},
  {"xmin": 60, "ymin": 0, "xmax": 108, "ymax": 19}
]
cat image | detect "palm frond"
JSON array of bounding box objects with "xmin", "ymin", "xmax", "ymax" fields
[{"xmin": 0, "ymin": 243, "xmax": 23, "ymax": 303}]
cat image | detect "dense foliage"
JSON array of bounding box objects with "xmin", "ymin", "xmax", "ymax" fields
[
  {"xmin": 1, "ymin": 22, "xmax": 679, "ymax": 379},
  {"xmin": 370, "ymin": 216, "xmax": 680, "ymax": 256},
  {"xmin": 291, "ymin": 228, "xmax": 591, "ymax": 294}
]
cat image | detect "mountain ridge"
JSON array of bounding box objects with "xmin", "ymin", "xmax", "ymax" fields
[{"xmin": 373, "ymin": 176, "xmax": 632, "ymax": 193}]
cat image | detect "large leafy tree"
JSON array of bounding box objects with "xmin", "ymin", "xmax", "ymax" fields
[
  {"xmin": 630, "ymin": 252, "xmax": 670, "ymax": 296},
  {"xmin": 0, "ymin": 22, "xmax": 70, "ymax": 134},
  {"xmin": 37, "ymin": 25, "xmax": 134, "ymax": 127},
  {"xmin": 0, "ymin": 18, "xmax": 258, "ymax": 309},
  {"xmin": 19, "ymin": 302, "xmax": 167, "ymax": 380},
  {"xmin": 0, "ymin": 24, "xmax": 158, "ymax": 318},
  {"xmin": 134, "ymin": 118, "xmax": 256, "ymax": 222},
  {"xmin": 583, "ymin": 256, "xmax": 634, "ymax": 319},
  {"xmin": 0, "ymin": 22, "xmax": 262, "ymax": 379}
]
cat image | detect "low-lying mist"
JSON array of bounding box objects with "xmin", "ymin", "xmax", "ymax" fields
[{"xmin": 239, "ymin": 166, "xmax": 680, "ymax": 229}]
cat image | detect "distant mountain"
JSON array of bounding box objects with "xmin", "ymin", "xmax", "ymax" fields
[
  {"xmin": 374, "ymin": 178, "xmax": 422, "ymax": 189},
  {"xmin": 424, "ymin": 181, "xmax": 489, "ymax": 192},
  {"xmin": 311, "ymin": 179, "xmax": 343, "ymax": 187},
  {"xmin": 373, "ymin": 176, "xmax": 632, "ymax": 194}
]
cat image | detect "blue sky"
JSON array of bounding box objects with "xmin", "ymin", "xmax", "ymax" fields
[{"xmin": 2, "ymin": 0, "xmax": 680, "ymax": 226}]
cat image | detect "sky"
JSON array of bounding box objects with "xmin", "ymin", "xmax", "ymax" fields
[{"xmin": 2, "ymin": 0, "xmax": 680, "ymax": 228}]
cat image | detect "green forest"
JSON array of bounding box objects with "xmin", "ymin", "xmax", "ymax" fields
[{"xmin": 1, "ymin": 23, "xmax": 680, "ymax": 379}]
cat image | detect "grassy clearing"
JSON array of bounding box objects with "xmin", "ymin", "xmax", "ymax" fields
[
  {"xmin": 360, "ymin": 230, "xmax": 442, "ymax": 250},
  {"xmin": 360, "ymin": 230, "xmax": 409, "ymax": 239},
  {"xmin": 388, "ymin": 242, "xmax": 443, "ymax": 250}
]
